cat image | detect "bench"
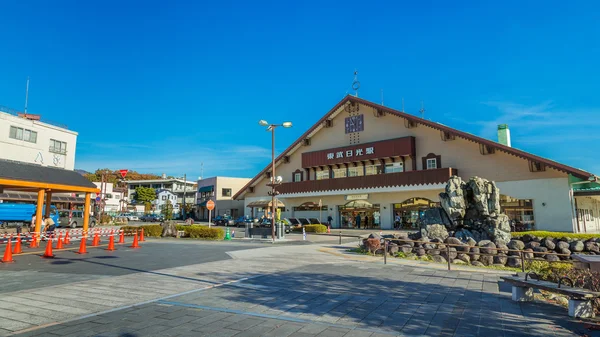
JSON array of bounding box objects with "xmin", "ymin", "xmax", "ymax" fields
[{"xmin": 501, "ymin": 275, "xmax": 600, "ymax": 318}]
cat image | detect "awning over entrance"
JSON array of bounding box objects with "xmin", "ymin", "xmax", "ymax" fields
[
  {"xmin": 247, "ymin": 200, "xmax": 285, "ymax": 208},
  {"xmin": 199, "ymin": 186, "xmax": 214, "ymax": 193}
]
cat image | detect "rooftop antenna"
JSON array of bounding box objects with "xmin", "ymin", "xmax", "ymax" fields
[
  {"xmin": 380, "ymin": 89, "xmax": 384, "ymax": 106},
  {"xmin": 402, "ymin": 98, "xmax": 405, "ymax": 112},
  {"xmin": 419, "ymin": 101, "xmax": 425, "ymax": 119},
  {"xmin": 200, "ymin": 162, "xmax": 203, "ymax": 180},
  {"xmin": 24, "ymin": 77, "xmax": 30, "ymax": 114},
  {"xmin": 352, "ymin": 70, "xmax": 360, "ymax": 97}
]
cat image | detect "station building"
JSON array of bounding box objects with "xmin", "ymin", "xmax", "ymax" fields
[{"xmin": 233, "ymin": 96, "xmax": 599, "ymax": 233}]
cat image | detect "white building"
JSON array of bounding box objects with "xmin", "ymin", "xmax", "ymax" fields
[
  {"xmin": 0, "ymin": 107, "xmax": 77, "ymax": 170},
  {"xmin": 125, "ymin": 178, "xmax": 196, "ymax": 208},
  {"xmin": 91, "ymin": 182, "xmax": 126, "ymax": 212},
  {"xmin": 196, "ymin": 177, "xmax": 251, "ymax": 219},
  {"xmin": 154, "ymin": 189, "xmax": 180, "ymax": 213}
]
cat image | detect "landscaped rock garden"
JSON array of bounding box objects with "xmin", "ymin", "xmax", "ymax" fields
[{"xmin": 358, "ymin": 175, "xmax": 598, "ymax": 268}]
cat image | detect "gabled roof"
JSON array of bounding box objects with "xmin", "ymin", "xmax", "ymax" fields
[
  {"xmin": 233, "ymin": 95, "xmax": 597, "ymax": 200},
  {"xmin": 0, "ymin": 159, "xmax": 99, "ymax": 193}
]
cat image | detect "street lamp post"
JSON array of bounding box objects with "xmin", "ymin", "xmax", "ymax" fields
[{"xmin": 259, "ymin": 120, "xmax": 292, "ymax": 242}]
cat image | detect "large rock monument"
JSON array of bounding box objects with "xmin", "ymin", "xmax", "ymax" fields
[{"xmin": 418, "ymin": 176, "xmax": 512, "ymax": 243}]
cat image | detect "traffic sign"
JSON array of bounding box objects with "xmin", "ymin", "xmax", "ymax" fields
[
  {"xmin": 95, "ymin": 196, "xmax": 101, "ymax": 202},
  {"xmin": 119, "ymin": 169, "xmax": 128, "ymax": 179},
  {"xmin": 206, "ymin": 200, "xmax": 215, "ymax": 211}
]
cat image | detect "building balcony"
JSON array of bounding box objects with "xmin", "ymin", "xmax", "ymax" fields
[{"xmin": 276, "ymin": 168, "xmax": 457, "ymax": 195}]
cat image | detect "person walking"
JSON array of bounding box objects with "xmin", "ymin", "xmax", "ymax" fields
[
  {"xmin": 355, "ymin": 213, "xmax": 361, "ymax": 229},
  {"xmin": 327, "ymin": 214, "xmax": 333, "ymax": 227},
  {"xmin": 30, "ymin": 213, "xmax": 36, "ymax": 233},
  {"xmin": 364, "ymin": 215, "xmax": 369, "ymax": 229}
]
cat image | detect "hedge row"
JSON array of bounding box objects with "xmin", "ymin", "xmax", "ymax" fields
[
  {"xmin": 292, "ymin": 224, "xmax": 327, "ymax": 233},
  {"xmin": 512, "ymin": 231, "xmax": 598, "ymax": 240},
  {"xmin": 181, "ymin": 225, "xmax": 224, "ymax": 240},
  {"xmin": 120, "ymin": 225, "xmax": 162, "ymax": 237}
]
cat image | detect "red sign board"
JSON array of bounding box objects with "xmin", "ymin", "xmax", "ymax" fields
[
  {"xmin": 119, "ymin": 169, "xmax": 128, "ymax": 179},
  {"xmin": 206, "ymin": 200, "xmax": 215, "ymax": 211}
]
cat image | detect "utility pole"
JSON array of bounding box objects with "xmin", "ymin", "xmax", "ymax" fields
[{"xmin": 182, "ymin": 173, "xmax": 186, "ymax": 220}]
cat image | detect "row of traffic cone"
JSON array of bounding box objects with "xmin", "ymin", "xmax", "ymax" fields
[{"xmin": 1, "ymin": 229, "xmax": 143, "ymax": 262}]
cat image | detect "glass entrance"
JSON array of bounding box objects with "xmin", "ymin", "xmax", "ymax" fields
[
  {"xmin": 338, "ymin": 200, "xmax": 380, "ymax": 229},
  {"xmin": 392, "ymin": 198, "xmax": 439, "ymax": 229}
]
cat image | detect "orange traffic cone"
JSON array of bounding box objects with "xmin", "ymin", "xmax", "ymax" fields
[
  {"xmin": 130, "ymin": 232, "xmax": 140, "ymax": 249},
  {"xmin": 2, "ymin": 236, "xmax": 14, "ymax": 263},
  {"xmin": 77, "ymin": 237, "xmax": 88, "ymax": 254},
  {"xmin": 327, "ymin": 225, "xmax": 331, "ymax": 234},
  {"xmin": 56, "ymin": 233, "xmax": 64, "ymax": 249},
  {"xmin": 106, "ymin": 231, "xmax": 115, "ymax": 251},
  {"xmin": 139, "ymin": 228, "xmax": 145, "ymax": 242},
  {"xmin": 92, "ymin": 231, "xmax": 100, "ymax": 246},
  {"xmin": 118, "ymin": 230, "xmax": 125, "ymax": 244},
  {"xmin": 42, "ymin": 239, "xmax": 54, "ymax": 258},
  {"xmin": 29, "ymin": 233, "xmax": 37, "ymax": 248},
  {"xmin": 64, "ymin": 231, "xmax": 70, "ymax": 245},
  {"xmin": 13, "ymin": 235, "xmax": 22, "ymax": 254}
]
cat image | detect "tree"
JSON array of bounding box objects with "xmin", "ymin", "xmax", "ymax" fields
[
  {"xmin": 134, "ymin": 187, "xmax": 157, "ymax": 212},
  {"xmin": 162, "ymin": 199, "xmax": 174, "ymax": 220},
  {"xmin": 84, "ymin": 169, "xmax": 163, "ymax": 183}
]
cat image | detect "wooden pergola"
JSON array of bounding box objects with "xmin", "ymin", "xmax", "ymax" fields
[{"xmin": 0, "ymin": 159, "xmax": 99, "ymax": 234}]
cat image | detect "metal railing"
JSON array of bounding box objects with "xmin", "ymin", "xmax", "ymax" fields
[{"xmin": 315, "ymin": 232, "xmax": 573, "ymax": 273}]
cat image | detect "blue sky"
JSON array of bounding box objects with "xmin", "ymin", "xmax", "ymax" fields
[{"xmin": 1, "ymin": 1, "xmax": 599, "ymax": 179}]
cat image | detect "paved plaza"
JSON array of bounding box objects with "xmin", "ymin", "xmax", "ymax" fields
[{"xmin": 0, "ymin": 239, "xmax": 595, "ymax": 336}]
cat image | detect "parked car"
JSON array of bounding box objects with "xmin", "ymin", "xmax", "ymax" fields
[
  {"xmin": 124, "ymin": 213, "xmax": 139, "ymax": 221},
  {"xmin": 58, "ymin": 210, "xmax": 96, "ymax": 228},
  {"xmin": 308, "ymin": 218, "xmax": 322, "ymax": 225},
  {"xmin": 235, "ymin": 216, "xmax": 253, "ymax": 227},
  {"xmin": 214, "ymin": 215, "xmax": 234, "ymax": 226},
  {"xmin": 140, "ymin": 214, "xmax": 164, "ymax": 222},
  {"xmin": 284, "ymin": 218, "xmax": 302, "ymax": 230}
]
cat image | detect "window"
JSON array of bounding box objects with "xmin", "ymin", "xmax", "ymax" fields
[
  {"xmin": 162, "ymin": 196, "xmax": 166, "ymax": 200},
  {"xmin": 9, "ymin": 126, "xmax": 37, "ymax": 143},
  {"xmin": 333, "ymin": 168, "xmax": 346, "ymax": 178},
  {"xmin": 222, "ymin": 188, "xmax": 232, "ymax": 197},
  {"xmin": 348, "ymin": 166, "xmax": 363, "ymax": 177},
  {"xmin": 365, "ymin": 165, "xmax": 381, "ymax": 175},
  {"xmin": 386, "ymin": 162, "xmax": 404, "ymax": 173},
  {"xmin": 316, "ymin": 170, "xmax": 329, "ymax": 180},
  {"xmin": 49, "ymin": 139, "xmax": 67, "ymax": 154},
  {"xmin": 426, "ymin": 158, "xmax": 437, "ymax": 169},
  {"xmin": 294, "ymin": 172, "xmax": 302, "ymax": 182}
]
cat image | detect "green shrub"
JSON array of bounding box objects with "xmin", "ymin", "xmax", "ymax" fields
[
  {"xmin": 176, "ymin": 224, "xmax": 187, "ymax": 231},
  {"xmin": 526, "ymin": 260, "xmax": 574, "ymax": 282},
  {"xmin": 512, "ymin": 231, "xmax": 598, "ymax": 240},
  {"xmin": 183, "ymin": 225, "xmax": 224, "ymax": 240},
  {"xmin": 304, "ymin": 224, "xmax": 327, "ymax": 233},
  {"xmin": 119, "ymin": 225, "xmax": 162, "ymax": 237}
]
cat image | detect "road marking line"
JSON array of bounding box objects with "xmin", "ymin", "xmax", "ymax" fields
[{"xmin": 156, "ymin": 300, "xmax": 398, "ymax": 336}]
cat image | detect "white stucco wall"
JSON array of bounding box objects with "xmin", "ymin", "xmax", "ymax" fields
[
  {"xmin": 496, "ymin": 177, "xmax": 572, "ymax": 232},
  {"xmin": 0, "ymin": 111, "xmax": 77, "ymax": 170}
]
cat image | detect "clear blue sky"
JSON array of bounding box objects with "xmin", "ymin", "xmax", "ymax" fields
[{"xmin": 1, "ymin": 1, "xmax": 598, "ymax": 179}]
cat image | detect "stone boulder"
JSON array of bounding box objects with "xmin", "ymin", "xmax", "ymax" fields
[
  {"xmin": 455, "ymin": 229, "xmax": 475, "ymax": 243},
  {"xmin": 494, "ymin": 254, "xmax": 508, "ymax": 265},
  {"xmin": 586, "ymin": 241, "xmax": 600, "ymax": 253},
  {"xmin": 546, "ymin": 253, "xmax": 560, "ymax": 262},
  {"xmin": 364, "ymin": 238, "xmax": 381, "ymax": 254},
  {"xmin": 507, "ymin": 256, "xmax": 522, "ymax": 268},
  {"xmin": 542, "ymin": 238, "xmax": 556, "ymax": 250},
  {"xmin": 414, "ymin": 248, "xmax": 426, "ymax": 256},
  {"xmin": 428, "ymin": 249, "xmax": 441, "ymax": 256},
  {"xmin": 453, "ymin": 259, "xmax": 467, "ymax": 265},
  {"xmin": 556, "ymin": 241, "xmax": 569, "ymax": 250},
  {"xmin": 420, "ymin": 224, "xmax": 449, "ymax": 241},
  {"xmin": 495, "ymin": 242, "xmax": 508, "ymax": 255},
  {"xmin": 441, "ymin": 247, "xmax": 458, "ymax": 261},
  {"xmin": 558, "ymin": 248, "xmax": 571, "ymax": 259},
  {"xmin": 480, "ymin": 255, "xmax": 494, "ymax": 266},
  {"xmin": 533, "ymin": 246, "xmax": 548, "ymax": 258},
  {"xmin": 526, "ymin": 241, "xmax": 540, "ymax": 250},
  {"xmin": 457, "ymin": 253, "xmax": 471, "ymax": 264},
  {"xmin": 478, "ymin": 241, "xmax": 497, "ymax": 255},
  {"xmin": 570, "ymin": 241, "xmax": 584, "ymax": 252},
  {"xmin": 387, "ymin": 243, "xmax": 399, "ymax": 255},
  {"xmin": 471, "ymin": 261, "xmax": 485, "ymax": 267},
  {"xmin": 521, "ymin": 234, "xmax": 536, "ymax": 243},
  {"xmin": 368, "ymin": 233, "xmax": 382, "ymax": 240},
  {"xmin": 432, "ymin": 255, "xmax": 447, "ymax": 264},
  {"xmin": 399, "ymin": 245, "xmax": 413, "ymax": 254},
  {"xmin": 161, "ymin": 221, "xmax": 178, "ymax": 237},
  {"xmin": 507, "ymin": 240, "xmax": 525, "ymax": 251},
  {"xmin": 439, "ymin": 176, "xmax": 466, "ymax": 223},
  {"xmin": 470, "ymin": 247, "xmax": 481, "ymax": 261},
  {"xmin": 523, "ymin": 248, "xmax": 534, "ymax": 260}
]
